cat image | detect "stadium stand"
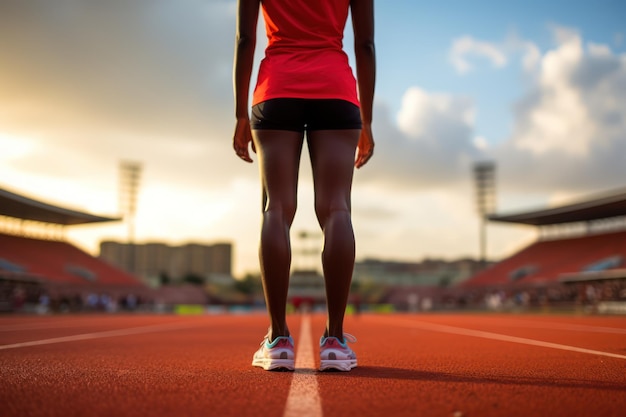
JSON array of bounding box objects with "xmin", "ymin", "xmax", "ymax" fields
[
  {"xmin": 457, "ymin": 188, "xmax": 626, "ymax": 311},
  {"xmin": 463, "ymin": 230, "xmax": 626, "ymax": 286},
  {"xmin": 0, "ymin": 186, "xmax": 149, "ymax": 312},
  {"xmin": 0, "ymin": 233, "xmax": 143, "ymax": 286}
]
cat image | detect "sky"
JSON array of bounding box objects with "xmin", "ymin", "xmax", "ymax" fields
[{"xmin": 1, "ymin": 0, "xmax": 625, "ymax": 277}]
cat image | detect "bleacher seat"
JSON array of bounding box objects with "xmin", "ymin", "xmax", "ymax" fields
[
  {"xmin": 0, "ymin": 233, "xmax": 143, "ymax": 286},
  {"xmin": 462, "ymin": 230, "xmax": 626, "ymax": 287}
]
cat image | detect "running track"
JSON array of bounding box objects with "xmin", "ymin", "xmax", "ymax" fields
[{"xmin": 1, "ymin": 313, "xmax": 625, "ymax": 417}]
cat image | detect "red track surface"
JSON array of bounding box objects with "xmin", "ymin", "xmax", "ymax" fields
[{"xmin": 1, "ymin": 313, "xmax": 625, "ymax": 417}]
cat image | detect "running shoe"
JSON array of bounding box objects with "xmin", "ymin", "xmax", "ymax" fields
[
  {"xmin": 252, "ymin": 334, "xmax": 295, "ymax": 371},
  {"xmin": 319, "ymin": 333, "xmax": 357, "ymax": 371}
]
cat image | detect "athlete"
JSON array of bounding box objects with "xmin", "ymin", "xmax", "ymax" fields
[{"xmin": 232, "ymin": 0, "xmax": 375, "ymax": 371}]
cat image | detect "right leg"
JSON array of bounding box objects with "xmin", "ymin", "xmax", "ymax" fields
[
  {"xmin": 307, "ymin": 129, "xmax": 360, "ymax": 340},
  {"xmin": 253, "ymin": 129, "xmax": 304, "ymax": 342}
]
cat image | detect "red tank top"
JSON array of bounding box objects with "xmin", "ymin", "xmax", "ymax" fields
[{"xmin": 252, "ymin": 0, "xmax": 359, "ymax": 107}]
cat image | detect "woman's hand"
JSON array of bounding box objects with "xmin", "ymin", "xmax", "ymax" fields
[
  {"xmin": 355, "ymin": 123, "xmax": 374, "ymax": 168},
  {"xmin": 233, "ymin": 118, "xmax": 255, "ymax": 163}
]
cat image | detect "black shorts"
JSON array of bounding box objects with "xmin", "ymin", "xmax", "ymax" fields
[{"xmin": 251, "ymin": 98, "xmax": 362, "ymax": 132}]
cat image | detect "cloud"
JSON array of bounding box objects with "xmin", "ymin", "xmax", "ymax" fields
[
  {"xmin": 513, "ymin": 38, "xmax": 541, "ymax": 72},
  {"xmin": 513, "ymin": 34, "xmax": 593, "ymax": 157},
  {"xmin": 473, "ymin": 136, "xmax": 489, "ymax": 150},
  {"xmin": 376, "ymin": 28, "xmax": 624, "ymax": 197},
  {"xmin": 355, "ymin": 88, "xmax": 482, "ymax": 189},
  {"xmin": 0, "ymin": 0, "xmax": 245, "ymax": 188},
  {"xmin": 397, "ymin": 87, "xmax": 475, "ymax": 139},
  {"xmin": 2, "ymin": 2, "xmax": 624, "ymax": 271},
  {"xmin": 449, "ymin": 36, "xmax": 508, "ymax": 74},
  {"xmin": 450, "ymin": 32, "xmax": 544, "ymax": 74},
  {"xmin": 0, "ymin": 0, "xmax": 236, "ymax": 133},
  {"xmin": 493, "ymin": 26, "xmax": 626, "ymax": 194}
]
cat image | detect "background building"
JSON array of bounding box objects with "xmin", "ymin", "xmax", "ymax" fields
[
  {"xmin": 99, "ymin": 241, "xmax": 232, "ymax": 286},
  {"xmin": 354, "ymin": 258, "xmax": 485, "ymax": 288}
]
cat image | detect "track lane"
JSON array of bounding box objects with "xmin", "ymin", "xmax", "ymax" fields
[
  {"xmin": 1, "ymin": 314, "xmax": 299, "ymax": 417},
  {"xmin": 317, "ymin": 314, "xmax": 626, "ymax": 417},
  {"xmin": 360, "ymin": 314, "xmax": 626, "ymax": 355},
  {"xmin": 2, "ymin": 313, "xmax": 625, "ymax": 417},
  {"xmin": 0, "ymin": 315, "xmax": 203, "ymax": 345},
  {"xmin": 379, "ymin": 315, "xmax": 626, "ymax": 359}
]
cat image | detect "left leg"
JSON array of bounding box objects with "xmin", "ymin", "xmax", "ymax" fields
[
  {"xmin": 253, "ymin": 129, "xmax": 304, "ymax": 342},
  {"xmin": 307, "ymin": 129, "xmax": 360, "ymax": 340}
]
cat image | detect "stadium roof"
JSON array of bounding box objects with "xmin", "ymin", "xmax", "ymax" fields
[
  {"xmin": 488, "ymin": 188, "xmax": 626, "ymax": 226},
  {"xmin": 0, "ymin": 187, "xmax": 120, "ymax": 226}
]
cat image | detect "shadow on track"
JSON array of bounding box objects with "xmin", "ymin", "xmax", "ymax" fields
[{"xmin": 316, "ymin": 366, "xmax": 626, "ymax": 392}]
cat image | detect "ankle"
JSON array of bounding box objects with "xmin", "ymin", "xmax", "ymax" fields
[
  {"xmin": 324, "ymin": 329, "xmax": 344, "ymax": 340},
  {"xmin": 269, "ymin": 328, "xmax": 290, "ymax": 342}
]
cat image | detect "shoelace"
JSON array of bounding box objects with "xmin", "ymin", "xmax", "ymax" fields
[{"xmin": 342, "ymin": 333, "xmax": 357, "ymax": 344}]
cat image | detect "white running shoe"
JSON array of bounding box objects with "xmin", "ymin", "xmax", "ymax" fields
[
  {"xmin": 252, "ymin": 334, "xmax": 295, "ymax": 371},
  {"xmin": 319, "ymin": 333, "xmax": 357, "ymax": 372}
]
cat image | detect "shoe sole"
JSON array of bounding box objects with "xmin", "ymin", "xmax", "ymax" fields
[
  {"xmin": 319, "ymin": 359, "xmax": 357, "ymax": 372},
  {"xmin": 252, "ymin": 358, "xmax": 295, "ymax": 372}
]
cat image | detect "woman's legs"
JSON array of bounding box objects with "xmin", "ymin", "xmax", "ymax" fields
[
  {"xmin": 307, "ymin": 129, "xmax": 360, "ymax": 340},
  {"xmin": 252, "ymin": 129, "xmax": 305, "ymax": 342}
]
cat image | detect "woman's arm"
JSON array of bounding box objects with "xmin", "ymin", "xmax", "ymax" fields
[
  {"xmin": 351, "ymin": 0, "xmax": 376, "ymax": 168},
  {"xmin": 232, "ymin": 0, "xmax": 260, "ymax": 162}
]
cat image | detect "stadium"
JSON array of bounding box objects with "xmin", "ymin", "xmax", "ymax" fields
[
  {"xmin": 0, "ymin": 185, "xmax": 210, "ymax": 313},
  {"xmin": 1, "ymin": 186, "xmax": 137, "ymax": 311},
  {"xmin": 2, "ymin": 184, "xmax": 626, "ymax": 314},
  {"xmin": 2, "ymin": 181, "xmax": 625, "ymax": 417},
  {"xmin": 2, "ymin": 1, "xmax": 626, "ymax": 413},
  {"xmin": 449, "ymin": 187, "xmax": 626, "ymax": 314}
]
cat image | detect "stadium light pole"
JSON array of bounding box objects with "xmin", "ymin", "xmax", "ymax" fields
[
  {"xmin": 473, "ymin": 161, "xmax": 496, "ymax": 269},
  {"xmin": 296, "ymin": 230, "xmax": 321, "ymax": 273},
  {"xmin": 119, "ymin": 161, "xmax": 142, "ymax": 274}
]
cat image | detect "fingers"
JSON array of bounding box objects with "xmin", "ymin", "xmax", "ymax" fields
[
  {"xmin": 355, "ymin": 146, "xmax": 373, "ymax": 169},
  {"xmin": 233, "ymin": 119, "xmax": 254, "ymax": 163},
  {"xmin": 233, "ymin": 140, "xmax": 254, "ymax": 163},
  {"xmin": 355, "ymin": 126, "xmax": 374, "ymax": 169},
  {"xmin": 235, "ymin": 146, "xmax": 254, "ymax": 163}
]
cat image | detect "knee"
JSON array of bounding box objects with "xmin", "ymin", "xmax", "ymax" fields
[
  {"xmin": 315, "ymin": 201, "xmax": 351, "ymax": 227},
  {"xmin": 264, "ymin": 201, "xmax": 297, "ymax": 226}
]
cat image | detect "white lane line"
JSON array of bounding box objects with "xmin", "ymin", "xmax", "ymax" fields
[
  {"xmin": 0, "ymin": 320, "xmax": 103, "ymax": 332},
  {"xmin": 0, "ymin": 321, "xmax": 205, "ymax": 350},
  {"xmin": 498, "ymin": 319, "xmax": 626, "ymax": 335},
  {"xmin": 283, "ymin": 314, "xmax": 323, "ymax": 417},
  {"xmin": 390, "ymin": 318, "xmax": 626, "ymax": 360}
]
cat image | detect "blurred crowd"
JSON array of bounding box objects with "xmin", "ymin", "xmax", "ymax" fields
[
  {"xmin": 1, "ymin": 281, "xmax": 150, "ymax": 314},
  {"xmin": 2, "ymin": 277, "xmax": 625, "ymax": 314}
]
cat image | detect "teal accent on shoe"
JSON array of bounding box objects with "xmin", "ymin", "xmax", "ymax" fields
[{"xmin": 266, "ymin": 335, "xmax": 294, "ymax": 348}]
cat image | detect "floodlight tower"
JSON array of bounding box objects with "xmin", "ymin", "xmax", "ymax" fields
[
  {"xmin": 473, "ymin": 161, "xmax": 496, "ymax": 268},
  {"xmin": 295, "ymin": 230, "xmax": 321, "ymax": 273},
  {"xmin": 119, "ymin": 160, "xmax": 142, "ymax": 273}
]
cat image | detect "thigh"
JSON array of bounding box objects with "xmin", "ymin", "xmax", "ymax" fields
[
  {"xmin": 307, "ymin": 129, "xmax": 360, "ymax": 211},
  {"xmin": 253, "ymin": 129, "xmax": 305, "ymax": 211}
]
